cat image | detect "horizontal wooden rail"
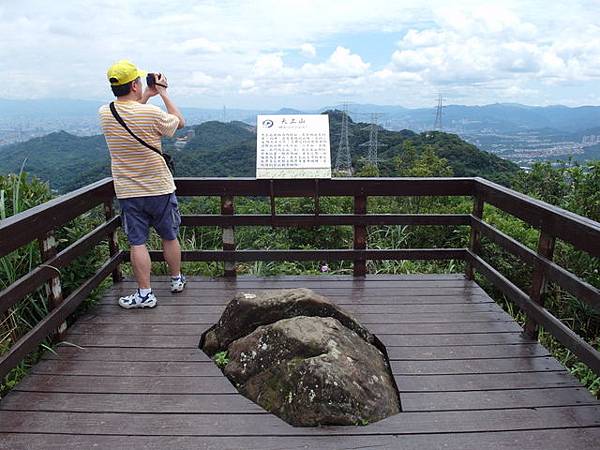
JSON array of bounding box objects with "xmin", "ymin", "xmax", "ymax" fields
[
  {"xmin": 471, "ymin": 216, "xmax": 600, "ymax": 312},
  {"xmin": 0, "ymin": 178, "xmax": 114, "ymax": 258},
  {"xmin": 143, "ymin": 248, "xmax": 468, "ymax": 262},
  {"xmin": 0, "ymin": 217, "xmax": 121, "ymax": 316},
  {"xmin": 0, "ymin": 251, "xmax": 125, "ymax": 380},
  {"xmin": 466, "ymin": 250, "xmax": 600, "ymax": 377},
  {"xmin": 180, "ymin": 214, "xmax": 471, "ymax": 227},
  {"xmin": 174, "ymin": 177, "xmax": 476, "ymax": 197},
  {"xmin": 475, "ymin": 177, "xmax": 600, "ymax": 257}
]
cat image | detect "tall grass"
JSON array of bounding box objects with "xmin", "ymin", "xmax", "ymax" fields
[
  {"xmin": 0, "ymin": 172, "xmax": 111, "ymax": 394},
  {"xmin": 0, "ymin": 171, "xmax": 53, "ymax": 392}
]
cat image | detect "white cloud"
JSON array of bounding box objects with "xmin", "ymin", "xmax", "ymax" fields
[
  {"xmin": 0, "ymin": 0, "xmax": 599, "ymax": 107},
  {"xmin": 372, "ymin": 69, "xmax": 421, "ymax": 82},
  {"xmin": 392, "ymin": 49, "xmax": 432, "ymax": 72},
  {"xmin": 177, "ymin": 37, "xmax": 222, "ymax": 54},
  {"xmin": 189, "ymin": 71, "xmax": 214, "ymax": 87},
  {"xmin": 178, "ymin": 71, "xmax": 235, "ymax": 96},
  {"xmin": 241, "ymin": 47, "xmax": 371, "ymax": 97},
  {"xmin": 399, "ymin": 29, "xmax": 445, "ymax": 49},
  {"xmin": 327, "ymin": 46, "xmax": 370, "ymax": 74},
  {"xmin": 299, "ymin": 47, "xmax": 370, "ymax": 78},
  {"xmin": 300, "ymin": 43, "xmax": 316, "ymax": 58},
  {"xmin": 253, "ymin": 54, "xmax": 285, "ymax": 77},
  {"xmin": 495, "ymin": 42, "xmax": 541, "ymax": 73},
  {"xmin": 239, "ymin": 79, "xmax": 257, "ymax": 93},
  {"xmin": 385, "ymin": 3, "xmax": 600, "ymax": 93}
]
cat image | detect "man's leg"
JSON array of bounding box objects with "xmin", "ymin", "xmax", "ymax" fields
[
  {"xmin": 118, "ymin": 198, "xmax": 156, "ymax": 309},
  {"xmin": 153, "ymin": 193, "xmax": 185, "ymax": 293},
  {"xmin": 130, "ymin": 244, "xmax": 152, "ymax": 289},
  {"xmin": 162, "ymin": 238, "xmax": 181, "ymax": 277}
]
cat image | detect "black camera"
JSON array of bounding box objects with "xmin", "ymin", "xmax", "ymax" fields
[
  {"xmin": 146, "ymin": 73, "xmax": 157, "ymax": 87},
  {"xmin": 146, "ymin": 73, "xmax": 167, "ymax": 88}
]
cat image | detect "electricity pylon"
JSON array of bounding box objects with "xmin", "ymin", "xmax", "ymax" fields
[
  {"xmin": 359, "ymin": 113, "xmax": 386, "ymax": 169},
  {"xmin": 334, "ymin": 103, "xmax": 353, "ymax": 175},
  {"xmin": 433, "ymin": 94, "xmax": 444, "ymax": 131}
]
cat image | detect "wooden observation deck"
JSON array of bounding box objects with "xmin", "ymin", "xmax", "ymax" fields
[{"xmin": 0, "ymin": 178, "xmax": 599, "ymax": 449}]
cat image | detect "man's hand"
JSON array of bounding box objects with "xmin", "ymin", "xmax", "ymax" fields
[
  {"xmin": 155, "ymin": 73, "xmax": 169, "ymax": 96},
  {"xmin": 141, "ymin": 84, "xmax": 159, "ymax": 104}
]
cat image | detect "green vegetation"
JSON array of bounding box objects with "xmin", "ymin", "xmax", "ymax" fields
[
  {"xmin": 214, "ymin": 351, "xmax": 230, "ymax": 368},
  {"xmin": 325, "ymin": 110, "xmax": 519, "ymax": 184},
  {"xmin": 484, "ymin": 161, "xmax": 600, "ymax": 396},
  {"xmin": 0, "ymin": 171, "xmax": 110, "ymax": 394},
  {"xmin": 0, "ymin": 131, "xmax": 110, "ymax": 193},
  {"xmin": 184, "ymin": 120, "xmax": 255, "ymax": 150},
  {"xmin": 0, "ymin": 172, "xmax": 53, "ymax": 392}
]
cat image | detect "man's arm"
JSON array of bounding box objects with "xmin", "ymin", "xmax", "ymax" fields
[
  {"xmin": 155, "ymin": 74, "xmax": 185, "ymax": 129},
  {"xmin": 140, "ymin": 89, "xmax": 155, "ymax": 104},
  {"xmin": 141, "ymin": 74, "xmax": 185, "ymax": 129},
  {"xmin": 159, "ymin": 90, "xmax": 185, "ymax": 129}
]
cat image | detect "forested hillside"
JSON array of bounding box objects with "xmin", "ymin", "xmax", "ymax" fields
[
  {"xmin": 0, "ymin": 131, "xmax": 110, "ymax": 192},
  {"xmin": 0, "ymin": 111, "xmax": 519, "ymax": 192},
  {"xmin": 323, "ymin": 110, "xmax": 518, "ymax": 184}
]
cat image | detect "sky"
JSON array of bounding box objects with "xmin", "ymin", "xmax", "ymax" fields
[{"xmin": 1, "ymin": 0, "xmax": 600, "ymax": 109}]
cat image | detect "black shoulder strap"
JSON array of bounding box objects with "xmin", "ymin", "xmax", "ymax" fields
[{"xmin": 109, "ymin": 102, "xmax": 162, "ymax": 155}]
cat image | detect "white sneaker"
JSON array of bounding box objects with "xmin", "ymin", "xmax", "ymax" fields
[
  {"xmin": 118, "ymin": 290, "xmax": 157, "ymax": 309},
  {"xmin": 171, "ymin": 275, "xmax": 187, "ymax": 293}
]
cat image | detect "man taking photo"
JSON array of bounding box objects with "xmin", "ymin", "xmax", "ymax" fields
[{"xmin": 99, "ymin": 60, "xmax": 186, "ymax": 309}]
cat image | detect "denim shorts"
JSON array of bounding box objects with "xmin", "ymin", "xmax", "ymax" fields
[{"xmin": 119, "ymin": 192, "xmax": 181, "ymax": 245}]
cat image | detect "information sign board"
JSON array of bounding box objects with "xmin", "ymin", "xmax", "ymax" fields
[{"xmin": 256, "ymin": 114, "xmax": 331, "ymax": 179}]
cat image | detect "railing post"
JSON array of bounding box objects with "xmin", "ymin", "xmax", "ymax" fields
[
  {"xmin": 221, "ymin": 195, "xmax": 236, "ymax": 277},
  {"xmin": 103, "ymin": 200, "xmax": 123, "ymax": 283},
  {"xmin": 465, "ymin": 194, "xmax": 484, "ymax": 280},
  {"xmin": 524, "ymin": 230, "xmax": 556, "ymax": 338},
  {"xmin": 353, "ymin": 195, "xmax": 367, "ymax": 277},
  {"xmin": 38, "ymin": 230, "xmax": 66, "ymax": 340}
]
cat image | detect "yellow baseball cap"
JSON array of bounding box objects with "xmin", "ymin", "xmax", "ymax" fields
[{"xmin": 107, "ymin": 60, "xmax": 146, "ymax": 86}]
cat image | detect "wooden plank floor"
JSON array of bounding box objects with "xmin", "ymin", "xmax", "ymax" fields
[{"xmin": 1, "ymin": 274, "xmax": 600, "ymax": 450}]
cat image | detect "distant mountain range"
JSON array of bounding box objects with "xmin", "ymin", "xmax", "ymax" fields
[
  {"xmin": 0, "ymin": 111, "xmax": 519, "ymax": 193},
  {"xmin": 1, "ymin": 98, "xmax": 600, "ymax": 135}
]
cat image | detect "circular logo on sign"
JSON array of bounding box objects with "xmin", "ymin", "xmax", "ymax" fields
[{"xmin": 262, "ymin": 119, "xmax": 274, "ymax": 128}]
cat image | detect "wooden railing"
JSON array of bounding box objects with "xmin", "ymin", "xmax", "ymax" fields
[{"xmin": 0, "ymin": 177, "xmax": 599, "ymax": 383}]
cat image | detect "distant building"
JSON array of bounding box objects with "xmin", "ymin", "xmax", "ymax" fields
[
  {"xmin": 174, "ymin": 137, "xmax": 188, "ymax": 150},
  {"xmin": 581, "ymin": 135, "xmax": 600, "ymax": 147}
]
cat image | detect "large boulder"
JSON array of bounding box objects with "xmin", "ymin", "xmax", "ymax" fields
[
  {"xmin": 224, "ymin": 316, "xmax": 400, "ymax": 426},
  {"xmin": 199, "ymin": 288, "xmax": 401, "ymax": 427},
  {"xmin": 201, "ymin": 288, "xmax": 375, "ymax": 356}
]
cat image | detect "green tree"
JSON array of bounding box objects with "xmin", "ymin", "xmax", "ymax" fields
[
  {"xmin": 568, "ymin": 161, "xmax": 600, "ymax": 222},
  {"xmin": 405, "ymin": 145, "xmax": 453, "ymax": 177},
  {"xmin": 394, "ymin": 141, "xmax": 417, "ymax": 176},
  {"xmin": 512, "ymin": 161, "xmax": 571, "ymax": 205},
  {"xmin": 355, "ymin": 162, "xmax": 379, "ymax": 177}
]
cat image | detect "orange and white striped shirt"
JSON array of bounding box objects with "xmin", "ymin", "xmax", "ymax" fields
[{"xmin": 99, "ymin": 100, "xmax": 180, "ymax": 199}]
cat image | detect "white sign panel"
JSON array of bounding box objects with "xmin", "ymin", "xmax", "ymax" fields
[{"xmin": 256, "ymin": 114, "xmax": 331, "ymax": 179}]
